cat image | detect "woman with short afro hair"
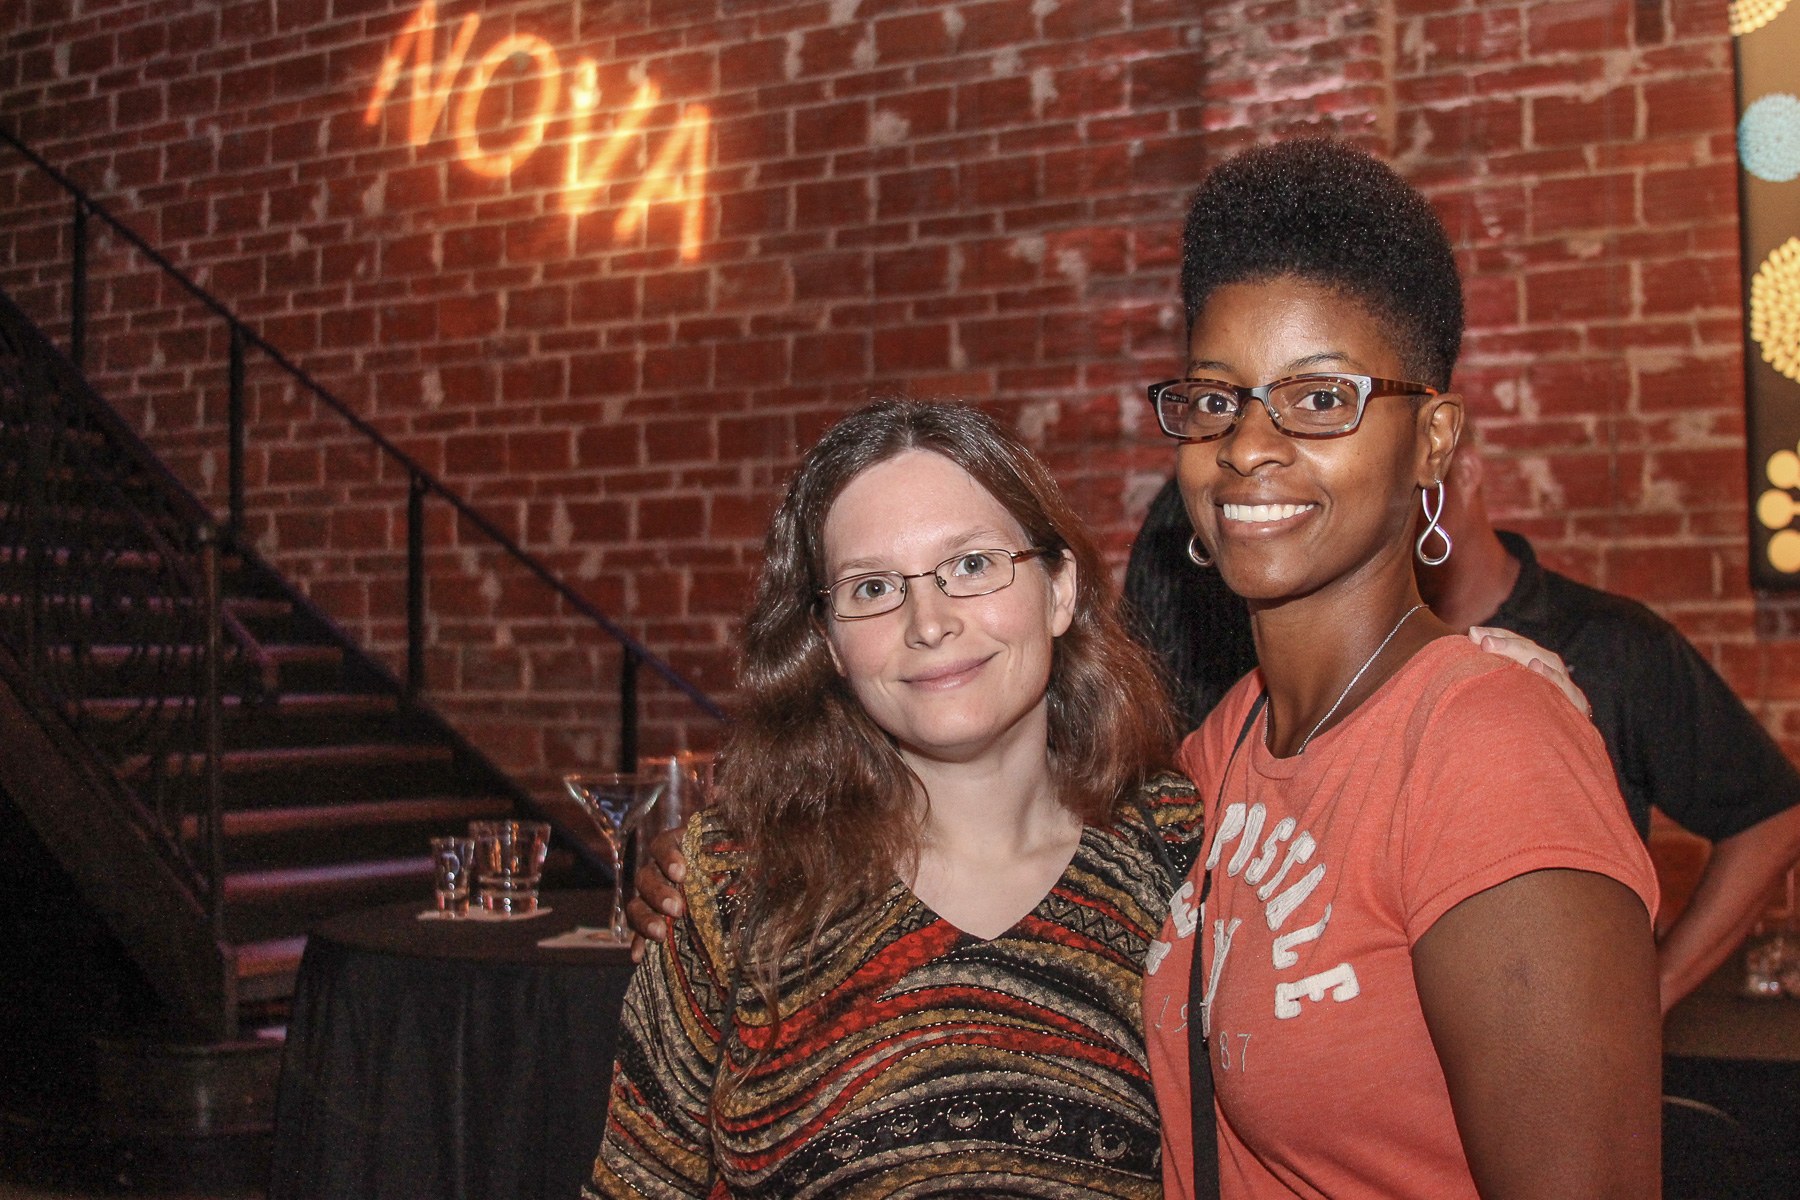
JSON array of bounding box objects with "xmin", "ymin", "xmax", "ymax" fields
[{"xmin": 1142, "ymin": 139, "xmax": 1660, "ymax": 1199}]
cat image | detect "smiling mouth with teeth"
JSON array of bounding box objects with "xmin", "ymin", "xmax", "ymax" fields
[{"xmin": 1222, "ymin": 502, "xmax": 1316, "ymax": 523}]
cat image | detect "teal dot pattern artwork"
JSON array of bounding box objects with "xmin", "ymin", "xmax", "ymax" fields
[{"xmin": 1741, "ymin": 93, "xmax": 1800, "ymax": 183}]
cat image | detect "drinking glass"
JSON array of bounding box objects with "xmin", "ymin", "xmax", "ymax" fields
[
  {"xmin": 1744, "ymin": 922, "xmax": 1790, "ymax": 998},
  {"xmin": 430, "ymin": 836, "xmax": 475, "ymax": 916},
  {"xmin": 468, "ymin": 819, "xmax": 552, "ymax": 915},
  {"xmin": 637, "ymin": 750, "xmax": 716, "ymax": 835},
  {"xmin": 1745, "ymin": 866, "xmax": 1799, "ymax": 999},
  {"xmin": 561, "ymin": 773, "xmax": 664, "ymax": 942}
]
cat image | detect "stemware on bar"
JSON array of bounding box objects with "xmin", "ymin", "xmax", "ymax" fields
[{"xmin": 561, "ymin": 772, "xmax": 663, "ymax": 943}]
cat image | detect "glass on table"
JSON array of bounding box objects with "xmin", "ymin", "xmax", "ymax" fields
[
  {"xmin": 429, "ymin": 835, "xmax": 475, "ymax": 917},
  {"xmin": 1744, "ymin": 923, "xmax": 1790, "ymax": 998},
  {"xmin": 636, "ymin": 750, "xmax": 716, "ymax": 835},
  {"xmin": 1745, "ymin": 865, "xmax": 1799, "ymax": 999},
  {"xmin": 468, "ymin": 819, "xmax": 552, "ymax": 915},
  {"xmin": 561, "ymin": 772, "xmax": 664, "ymax": 943}
]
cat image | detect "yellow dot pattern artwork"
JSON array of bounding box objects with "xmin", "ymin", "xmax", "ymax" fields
[
  {"xmin": 1738, "ymin": 0, "xmax": 1799, "ymax": 579},
  {"xmin": 1731, "ymin": 0, "xmax": 1792, "ymax": 35},
  {"xmin": 1771, "ymin": 530, "xmax": 1800, "ymax": 574},
  {"xmin": 1771, "ymin": 450, "xmax": 1800, "ymax": 490},
  {"xmin": 1761, "ymin": 445, "xmax": 1800, "ymax": 574},
  {"xmin": 1762, "ymin": 488, "xmax": 1799, "ymax": 529},
  {"xmin": 1751, "ymin": 239, "xmax": 1800, "ymax": 384}
]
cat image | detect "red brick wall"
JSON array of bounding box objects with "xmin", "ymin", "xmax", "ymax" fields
[
  {"xmin": 2, "ymin": 0, "xmax": 1795, "ymax": 791},
  {"xmin": 1392, "ymin": 0, "xmax": 1800, "ymax": 747}
]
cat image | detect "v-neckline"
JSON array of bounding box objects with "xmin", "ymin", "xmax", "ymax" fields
[{"xmin": 895, "ymin": 826, "xmax": 1092, "ymax": 943}]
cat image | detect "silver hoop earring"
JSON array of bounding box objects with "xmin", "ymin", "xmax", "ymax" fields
[
  {"xmin": 1187, "ymin": 535, "xmax": 1213, "ymax": 568},
  {"xmin": 1416, "ymin": 481, "xmax": 1452, "ymax": 567}
]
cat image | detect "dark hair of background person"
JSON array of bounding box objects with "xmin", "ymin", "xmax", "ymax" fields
[
  {"xmin": 717, "ymin": 399, "xmax": 1179, "ymax": 1017},
  {"xmin": 1122, "ymin": 475, "xmax": 1257, "ymax": 731},
  {"xmin": 1177, "ymin": 138, "xmax": 1465, "ymax": 390}
]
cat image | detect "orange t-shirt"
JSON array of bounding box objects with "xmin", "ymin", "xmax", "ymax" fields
[{"xmin": 1145, "ymin": 637, "xmax": 1658, "ymax": 1200}]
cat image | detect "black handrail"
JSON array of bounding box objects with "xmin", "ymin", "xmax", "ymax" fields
[
  {"xmin": 1, "ymin": 296, "xmax": 238, "ymax": 933},
  {"xmin": 0, "ymin": 125, "xmax": 727, "ymax": 765}
]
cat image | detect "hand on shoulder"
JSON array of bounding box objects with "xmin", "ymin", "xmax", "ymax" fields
[{"xmin": 1467, "ymin": 625, "xmax": 1591, "ymax": 718}]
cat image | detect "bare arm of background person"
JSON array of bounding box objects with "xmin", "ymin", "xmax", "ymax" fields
[{"xmin": 1655, "ymin": 804, "xmax": 1800, "ymax": 1011}]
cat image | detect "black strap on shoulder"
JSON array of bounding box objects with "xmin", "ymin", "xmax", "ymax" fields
[
  {"xmin": 1131, "ymin": 795, "xmax": 1182, "ymax": 889},
  {"xmin": 1185, "ymin": 692, "xmax": 1265, "ymax": 1200}
]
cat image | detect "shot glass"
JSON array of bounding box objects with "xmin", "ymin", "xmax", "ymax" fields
[
  {"xmin": 429, "ymin": 835, "xmax": 475, "ymax": 917},
  {"xmin": 469, "ymin": 819, "xmax": 552, "ymax": 915},
  {"xmin": 1747, "ymin": 866, "xmax": 1800, "ymax": 999},
  {"xmin": 1742, "ymin": 920, "xmax": 1793, "ymax": 998}
]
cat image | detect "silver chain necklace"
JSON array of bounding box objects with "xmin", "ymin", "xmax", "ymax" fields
[{"xmin": 1291, "ymin": 603, "xmax": 1426, "ymax": 755}]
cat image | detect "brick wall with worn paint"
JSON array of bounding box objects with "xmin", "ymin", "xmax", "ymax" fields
[{"xmin": 2, "ymin": 0, "xmax": 1795, "ymax": 794}]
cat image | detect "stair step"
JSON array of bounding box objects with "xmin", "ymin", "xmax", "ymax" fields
[
  {"xmin": 228, "ymin": 596, "xmax": 292, "ymax": 619},
  {"xmin": 224, "ymin": 856, "xmax": 431, "ymax": 903},
  {"xmin": 0, "ymin": 592, "xmax": 292, "ymax": 621},
  {"xmin": 77, "ymin": 691, "xmax": 442, "ymax": 759},
  {"xmin": 236, "ymin": 935, "xmax": 306, "ymax": 981},
  {"xmin": 75, "ymin": 690, "xmax": 397, "ymax": 723},
  {"xmin": 0, "ymin": 419, "xmax": 110, "ymax": 448},
  {"xmin": 234, "ymin": 936, "xmax": 306, "ymax": 1004},
  {"xmin": 0, "ymin": 496, "xmax": 193, "ymax": 540},
  {"xmin": 120, "ymin": 745, "xmax": 490, "ymax": 812},
  {"xmin": 184, "ymin": 794, "xmax": 515, "ymax": 840},
  {"xmin": 195, "ymin": 793, "xmax": 519, "ymax": 875},
  {"xmin": 122, "ymin": 741, "xmax": 454, "ymax": 780},
  {"xmin": 66, "ymin": 642, "xmax": 338, "ymax": 670},
  {"xmin": 0, "ymin": 459, "xmax": 157, "ymax": 494},
  {"xmin": 43, "ymin": 640, "xmax": 341, "ymax": 695},
  {"xmin": 0, "ymin": 545, "xmax": 242, "ymax": 573}
]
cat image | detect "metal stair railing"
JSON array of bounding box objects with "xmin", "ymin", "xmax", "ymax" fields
[
  {"xmin": 0, "ymin": 124, "xmax": 727, "ymax": 778},
  {"xmin": 0, "ymin": 295, "xmax": 244, "ymax": 938}
]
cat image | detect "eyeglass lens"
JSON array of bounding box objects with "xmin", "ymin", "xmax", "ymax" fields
[
  {"xmin": 1159, "ymin": 375, "xmax": 1365, "ymax": 439},
  {"xmin": 828, "ymin": 549, "xmax": 1019, "ymax": 618}
]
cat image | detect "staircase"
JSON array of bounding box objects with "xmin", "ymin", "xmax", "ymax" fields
[
  {"xmin": 0, "ymin": 128, "xmax": 726, "ymax": 1188},
  {"xmin": 0, "ymin": 290, "xmax": 562, "ymax": 1041}
]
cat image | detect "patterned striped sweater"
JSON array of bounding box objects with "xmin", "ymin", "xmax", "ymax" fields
[{"xmin": 586, "ymin": 774, "xmax": 1202, "ymax": 1199}]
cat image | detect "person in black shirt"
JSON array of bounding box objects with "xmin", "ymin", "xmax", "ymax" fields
[{"xmin": 1125, "ymin": 447, "xmax": 1800, "ymax": 1011}]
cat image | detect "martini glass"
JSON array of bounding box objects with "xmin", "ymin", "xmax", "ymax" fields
[{"xmin": 561, "ymin": 771, "xmax": 664, "ymax": 943}]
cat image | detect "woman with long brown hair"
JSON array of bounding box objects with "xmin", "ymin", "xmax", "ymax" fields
[{"xmin": 586, "ymin": 399, "xmax": 1197, "ymax": 1199}]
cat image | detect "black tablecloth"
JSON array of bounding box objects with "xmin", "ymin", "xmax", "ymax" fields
[
  {"xmin": 1662, "ymin": 960, "xmax": 1800, "ymax": 1195},
  {"xmin": 268, "ymin": 891, "xmax": 635, "ymax": 1200},
  {"xmin": 1665, "ymin": 959, "xmax": 1800, "ymax": 1064}
]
